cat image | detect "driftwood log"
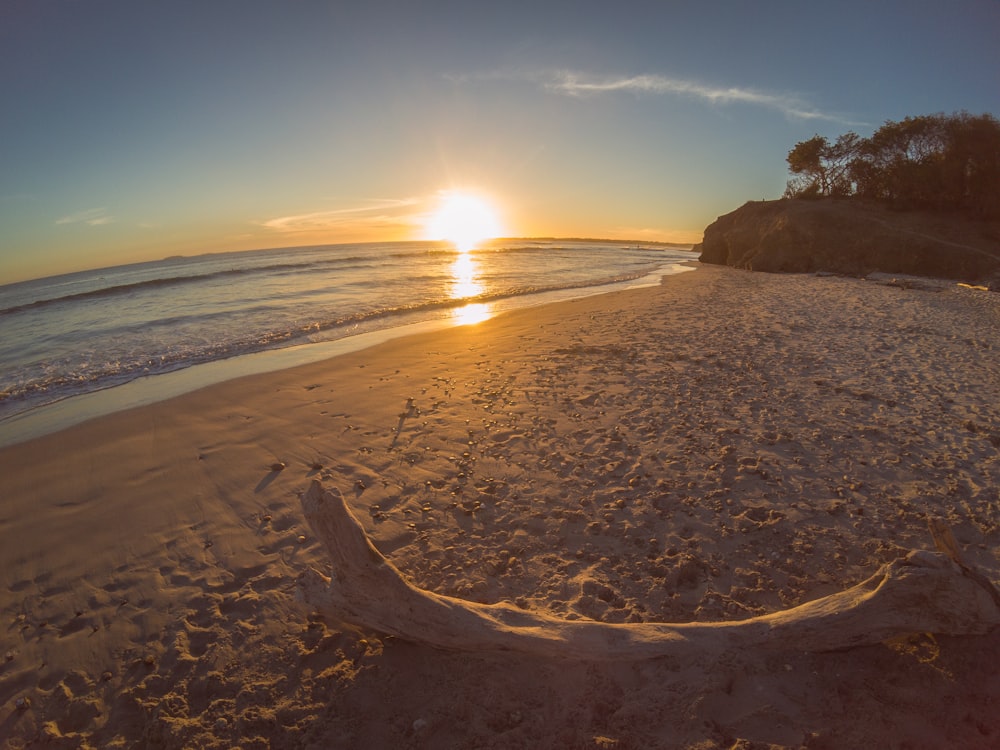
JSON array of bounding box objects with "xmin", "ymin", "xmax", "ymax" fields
[{"xmin": 298, "ymin": 480, "xmax": 1000, "ymax": 662}]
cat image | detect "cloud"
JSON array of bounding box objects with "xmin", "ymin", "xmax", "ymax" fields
[
  {"xmin": 262, "ymin": 198, "xmax": 421, "ymax": 233},
  {"xmin": 458, "ymin": 68, "xmax": 862, "ymax": 125},
  {"xmin": 56, "ymin": 208, "xmax": 113, "ymax": 226}
]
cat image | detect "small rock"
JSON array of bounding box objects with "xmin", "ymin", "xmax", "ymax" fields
[
  {"xmin": 412, "ymin": 717, "xmax": 429, "ymax": 733},
  {"xmin": 270, "ymin": 462, "xmax": 286, "ymax": 472},
  {"xmin": 15, "ymin": 696, "xmax": 30, "ymax": 711}
]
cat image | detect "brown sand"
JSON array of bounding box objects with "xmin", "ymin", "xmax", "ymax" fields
[{"xmin": 1, "ymin": 264, "xmax": 998, "ymax": 749}]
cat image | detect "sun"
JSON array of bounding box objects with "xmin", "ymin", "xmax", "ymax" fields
[{"xmin": 424, "ymin": 192, "xmax": 502, "ymax": 251}]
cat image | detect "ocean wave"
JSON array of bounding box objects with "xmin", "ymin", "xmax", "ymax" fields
[
  {"xmin": 0, "ymin": 265, "xmax": 661, "ymax": 417},
  {"xmin": 0, "ymin": 255, "xmax": 383, "ymax": 317},
  {"xmin": 0, "ymin": 241, "xmax": 663, "ymax": 317}
]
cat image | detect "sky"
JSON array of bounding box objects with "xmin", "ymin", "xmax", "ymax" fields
[{"xmin": 1, "ymin": 0, "xmax": 998, "ymax": 284}]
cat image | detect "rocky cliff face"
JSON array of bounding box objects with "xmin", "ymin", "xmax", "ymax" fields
[{"xmin": 697, "ymin": 199, "xmax": 1000, "ymax": 285}]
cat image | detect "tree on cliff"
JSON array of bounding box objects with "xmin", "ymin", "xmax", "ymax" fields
[
  {"xmin": 785, "ymin": 133, "xmax": 862, "ymax": 198},
  {"xmin": 784, "ymin": 112, "xmax": 1000, "ymax": 218}
]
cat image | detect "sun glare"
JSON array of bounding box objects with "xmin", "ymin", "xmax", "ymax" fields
[
  {"xmin": 451, "ymin": 252, "xmax": 483, "ymax": 298},
  {"xmin": 425, "ymin": 192, "xmax": 502, "ymax": 252},
  {"xmin": 453, "ymin": 302, "xmax": 492, "ymax": 326}
]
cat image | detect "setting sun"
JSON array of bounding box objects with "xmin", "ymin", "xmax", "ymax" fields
[{"xmin": 425, "ymin": 192, "xmax": 503, "ymax": 251}]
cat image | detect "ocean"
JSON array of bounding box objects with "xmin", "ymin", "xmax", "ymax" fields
[{"xmin": 0, "ymin": 239, "xmax": 693, "ymax": 444}]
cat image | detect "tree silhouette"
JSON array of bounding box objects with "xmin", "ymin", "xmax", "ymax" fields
[
  {"xmin": 785, "ymin": 133, "xmax": 862, "ymax": 199},
  {"xmin": 784, "ymin": 112, "xmax": 1000, "ymax": 218}
]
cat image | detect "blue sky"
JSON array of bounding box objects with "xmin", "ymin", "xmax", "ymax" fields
[{"xmin": 1, "ymin": 0, "xmax": 998, "ymax": 283}]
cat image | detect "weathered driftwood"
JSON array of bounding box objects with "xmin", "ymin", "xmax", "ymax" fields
[{"xmin": 298, "ymin": 480, "xmax": 1000, "ymax": 661}]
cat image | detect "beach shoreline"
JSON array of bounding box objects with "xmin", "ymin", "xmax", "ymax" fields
[
  {"xmin": 2, "ymin": 263, "xmax": 998, "ymax": 749},
  {"xmin": 0, "ymin": 240, "xmax": 693, "ymax": 440},
  {"xmin": 0, "ymin": 258, "xmax": 694, "ymax": 450}
]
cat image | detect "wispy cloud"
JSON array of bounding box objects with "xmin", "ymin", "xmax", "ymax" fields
[
  {"xmin": 56, "ymin": 207, "xmax": 113, "ymax": 226},
  {"xmin": 261, "ymin": 198, "xmax": 421, "ymax": 233},
  {"xmin": 456, "ymin": 68, "xmax": 861, "ymax": 125}
]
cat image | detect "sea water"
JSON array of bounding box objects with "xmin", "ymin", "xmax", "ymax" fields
[{"xmin": 0, "ymin": 239, "xmax": 692, "ymax": 442}]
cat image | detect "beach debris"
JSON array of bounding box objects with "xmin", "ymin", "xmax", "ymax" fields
[
  {"xmin": 298, "ymin": 480, "xmax": 1000, "ymax": 662},
  {"xmin": 269, "ymin": 461, "xmax": 287, "ymax": 472},
  {"xmin": 927, "ymin": 518, "xmax": 964, "ymax": 566},
  {"xmin": 927, "ymin": 517, "xmax": 1000, "ymax": 610}
]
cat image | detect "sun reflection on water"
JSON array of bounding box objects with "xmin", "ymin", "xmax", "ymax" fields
[
  {"xmin": 449, "ymin": 250, "xmax": 492, "ymax": 325},
  {"xmin": 450, "ymin": 252, "xmax": 483, "ymax": 298},
  {"xmin": 452, "ymin": 302, "xmax": 492, "ymax": 325}
]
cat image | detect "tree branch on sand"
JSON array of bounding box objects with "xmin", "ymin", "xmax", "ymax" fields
[{"xmin": 297, "ymin": 480, "xmax": 1000, "ymax": 662}]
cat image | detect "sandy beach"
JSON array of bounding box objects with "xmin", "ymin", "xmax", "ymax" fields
[{"xmin": 1, "ymin": 263, "xmax": 998, "ymax": 749}]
